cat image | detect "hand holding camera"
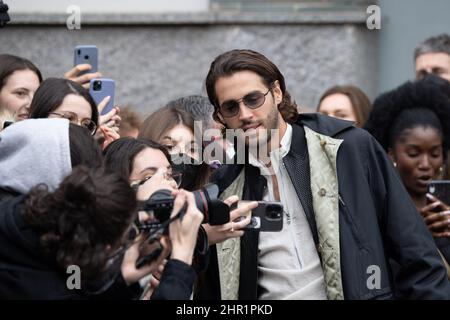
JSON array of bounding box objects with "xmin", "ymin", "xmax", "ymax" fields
[
  {"xmin": 169, "ymin": 190, "xmax": 204, "ymax": 265},
  {"xmin": 121, "ymin": 235, "xmax": 171, "ymax": 286}
]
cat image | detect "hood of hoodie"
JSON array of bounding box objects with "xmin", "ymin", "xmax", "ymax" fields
[{"xmin": 0, "ymin": 119, "xmax": 72, "ymax": 194}]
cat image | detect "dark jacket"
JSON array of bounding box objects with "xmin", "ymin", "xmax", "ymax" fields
[
  {"xmin": 196, "ymin": 114, "xmax": 450, "ymax": 300},
  {"xmin": 0, "ymin": 193, "xmax": 195, "ymax": 300}
]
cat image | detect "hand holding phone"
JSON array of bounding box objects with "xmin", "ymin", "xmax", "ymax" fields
[
  {"xmin": 74, "ymin": 45, "xmax": 98, "ymax": 75},
  {"xmin": 420, "ymin": 181, "xmax": 450, "ymax": 237},
  {"xmin": 89, "ymin": 78, "xmax": 115, "ymax": 116},
  {"xmin": 65, "ymin": 45, "xmax": 101, "ymax": 88},
  {"xmin": 233, "ymin": 201, "xmax": 283, "ymax": 232}
]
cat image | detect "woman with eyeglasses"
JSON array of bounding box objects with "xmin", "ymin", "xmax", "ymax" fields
[
  {"xmin": 103, "ymin": 137, "xmax": 205, "ymax": 298},
  {"xmin": 28, "ymin": 78, "xmax": 99, "ymax": 135},
  {"xmin": 103, "ymin": 137, "xmax": 256, "ymax": 299}
]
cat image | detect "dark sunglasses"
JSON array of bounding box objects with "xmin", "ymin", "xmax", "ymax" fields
[{"xmin": 219, "ymin": 87, "xmax": 271, "ymax": 118}]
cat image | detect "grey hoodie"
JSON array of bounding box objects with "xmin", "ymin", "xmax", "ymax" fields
[{"xmin": 0, "ymin": 119, "xmax": 72, "ymax": 194}]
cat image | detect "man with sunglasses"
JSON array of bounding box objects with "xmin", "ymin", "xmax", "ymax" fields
[{"xmin": 195, "ymin": 49, "xmax": 450, "ymax": 300}]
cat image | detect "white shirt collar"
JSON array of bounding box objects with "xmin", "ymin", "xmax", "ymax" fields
[{"xmin": 248, "ymin": 123, "xmax": 293, "ymax": 170}]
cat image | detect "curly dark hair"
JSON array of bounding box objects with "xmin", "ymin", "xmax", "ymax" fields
[
  {"xmin": 364, "ymin": 74, "xmax": 450, "ymax": 152},
  {"xmin": 21, "ymin": 166, "xmax": 137, "ymax": 281},
  {"xmin": 205, "ymin": 49, "xmax": 298, "ymax": 124}
]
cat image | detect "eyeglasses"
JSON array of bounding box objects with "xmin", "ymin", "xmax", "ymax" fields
[
  {"xmin": 130, "ymin": 171, "xmax": 183, "ymax": 191},
  {"xmin": 219, "ymin": 87, "xmax": 271, "ymax": 118},
  {"xmin": 48, "ymin": 111, "xmax": 97, "ymax": 135}
]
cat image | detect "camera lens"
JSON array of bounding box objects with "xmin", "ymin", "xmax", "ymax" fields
[
  {"xmin": 84, "ymin": 55, "xmax": 89, "ymax": 60},
  {"xmin": 93, "ymin": 80, "xmax": 102, "ymax": 91},
  {"xmin": 77, "ymin": 49, "xmax": 81, "ymax": 55},
  {"xmin": 266, "ymin": 204, "xmax": 282, "ymax": 220}
]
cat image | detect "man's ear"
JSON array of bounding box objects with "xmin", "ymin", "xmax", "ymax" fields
[
  {"xmin": 387, "ymin": 148, "xmax": 395, "ymax": 163},
  {"xmin": 213, "ymin": 111, "xmax": 225, "ymax": 126},
  {"xmin": 272, "ymin": 80, "xmax": 283, "ymax": 106}
]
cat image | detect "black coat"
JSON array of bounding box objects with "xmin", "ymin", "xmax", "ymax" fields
[
  {"xmin": 196, "ymin": 114, "xmax": 450, "ymax": 300},
  {"xmin": 0, "ymin": 193, "xmax": 196, "ymax": 300}
]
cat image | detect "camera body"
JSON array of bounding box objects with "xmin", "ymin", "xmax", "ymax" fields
[{"xmin": 139, "ymin": 184, "xmax": 230, "ymax": 234}]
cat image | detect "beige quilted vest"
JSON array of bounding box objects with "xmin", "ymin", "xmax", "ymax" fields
[{"xmin": 216, "ymin": 126, "xmax": 345, "ymax": 300}]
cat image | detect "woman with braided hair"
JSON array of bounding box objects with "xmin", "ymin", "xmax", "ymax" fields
[{"xmin": 365, "ymin": 74, "xmax": 450, "ymax": 266}]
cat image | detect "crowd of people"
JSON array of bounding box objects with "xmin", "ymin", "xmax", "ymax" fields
[{"xmin": 1, "ymin": 33, "xmax": 450, "ymax": 300}]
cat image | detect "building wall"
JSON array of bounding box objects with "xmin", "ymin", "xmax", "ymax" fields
[
  {"xmin": 378, "ymin": 0, "xmax": 450, "ymax": 93},
  {"xmin": 7, "ymin": 0, "xmax": 209, "ymax": 13},
  {"xmin": 1, "ymin": 12, "xmax": 378, "ymax": 115}
]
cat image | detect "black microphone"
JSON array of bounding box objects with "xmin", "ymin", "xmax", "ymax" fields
[{"xmin": 0, "ymin": 1, "xmax": 10, "ymax": 28}]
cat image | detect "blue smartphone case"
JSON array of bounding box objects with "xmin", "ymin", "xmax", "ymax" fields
[
  {"xmin": 74, "ymin": 45, "xmax": 98, "ymax": 75},
  {"xmin": 89, "ymin": 78, "xmax": 115, "ymax": 116}
]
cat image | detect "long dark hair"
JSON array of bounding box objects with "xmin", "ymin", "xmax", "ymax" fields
[
  {"xmin": 0, "ymin": 54, "xmax": 42, "ymax": 92},
  {"xmin": 205, "ymin": 49, "xmax": 298, "ymax": 124},
  {"xmin": 69, "ymin": 123, "xmax": 103, "ymax": 168},
  {"xmin": 103, "ymin": 137, "xmax": 171, "ymax": 180},
  {"xmin": 29, "ymin": 78, "xmax": 99, "ymax": 126},
  {"xmin": 21, "ymin": 166, "xmax": 137, "ymax": 281}
]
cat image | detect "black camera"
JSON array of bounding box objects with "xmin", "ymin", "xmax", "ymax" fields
[
  {"xmin": 93, "ymin": 80, "xmax": 102, "ymax": 91},
  {"xmin": 139, "ymin": 183, "xmax": 230, "ymax": 234}
]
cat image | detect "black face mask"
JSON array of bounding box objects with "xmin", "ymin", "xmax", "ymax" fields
[{"xmin": 171, "ymin": 153, "xmax": 203, "ymax": 191}]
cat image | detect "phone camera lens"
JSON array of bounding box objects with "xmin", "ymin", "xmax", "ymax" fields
[
  {"xmin": 93, "ymin": 81, "xmax": 102, "ymax": 91},
  {"xmin": 268, "ymin": 211, "xmax": 278, "ymax": 219},
  {"xmin": 266, "ymin": 205, "xmax": 281, "ymax": 220},
  {"xmin": 84, "ymin": 55, "xmax": 89, "ymax": 60},
  {"xmin": 77, "ymin": 49, "xmax": 81, "ymax": 55}
]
